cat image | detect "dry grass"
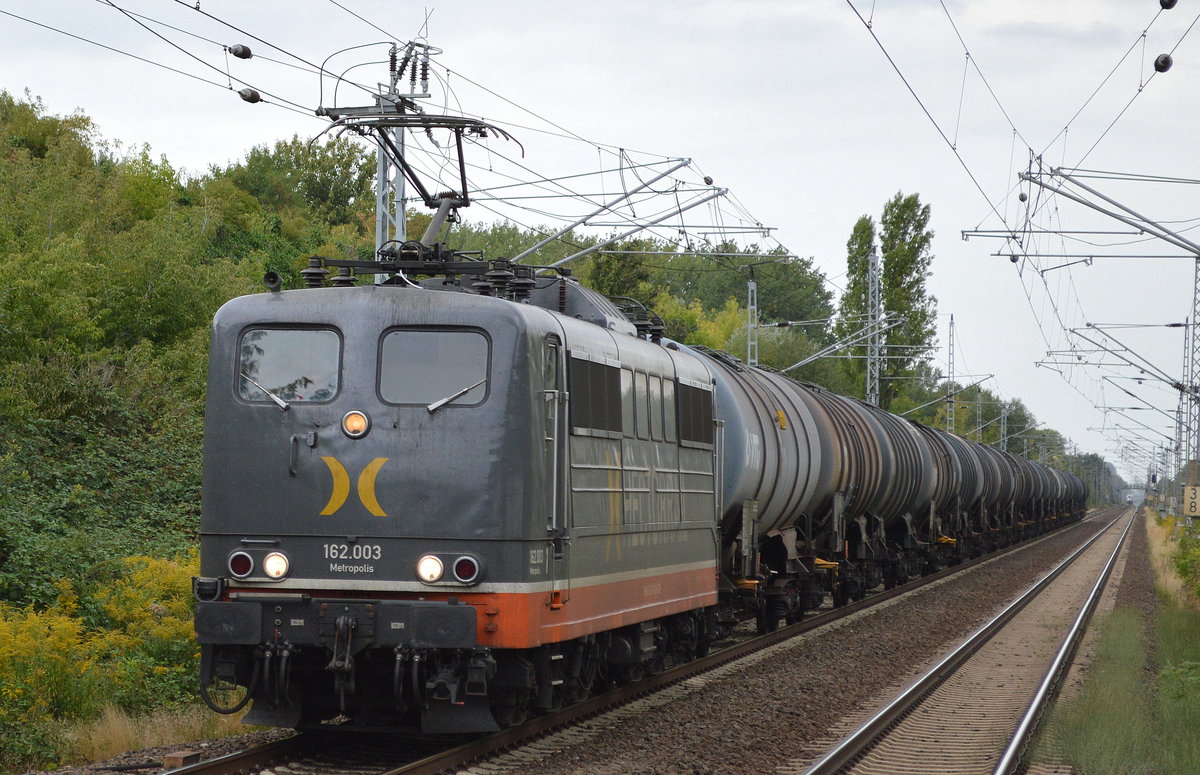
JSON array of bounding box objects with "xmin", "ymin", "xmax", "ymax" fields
[
  {"xmin": 1146, "ymin": 513, "xmax": 1200, "ymax": 609},
  {"xmin": 60, "ymin": 705, "xmax": 251, "ymax": 764}
]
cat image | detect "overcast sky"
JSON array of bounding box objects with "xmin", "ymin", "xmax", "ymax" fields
[{"xmin": 2, "ymin": 0, "xmax": 1196, "ymax": 483}]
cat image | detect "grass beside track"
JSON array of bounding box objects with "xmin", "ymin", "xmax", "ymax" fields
[
  {"xmin": 1039, "ymin": 512, "xmax": 1200, "ymax": 775},
  {"xmin": 1153, "ymin": 604, "xmax": 1200, "ymax": 773},
  {"xmin": 58, "ymin": 705, "xmax": 255, "ymax": 765},
  {"xmin": 1043, "ymin": 608, "xmax": 1156, "ymax": 774}
]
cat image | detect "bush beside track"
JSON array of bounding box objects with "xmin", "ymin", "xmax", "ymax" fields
[{"xmin": 0, "ymin": 555, "xmax": 197, "ymax": 769}]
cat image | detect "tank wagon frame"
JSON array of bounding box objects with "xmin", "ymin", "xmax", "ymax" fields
[{"xmin": 194, "ymin": 246, "xmax": 1087, "ymax": 734}]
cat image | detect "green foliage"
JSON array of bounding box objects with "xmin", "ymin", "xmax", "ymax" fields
[
  {"xmin": 1155, "ymin": 603, "xmax": 1200, "ymax": 773},
  {"xmin": 1172, "ymin": 528, "xmax": 1200, "ymax": 597},
  {"xmin": 222, "ymin": 134, "xmax": 374, "ymax": 226},
  {"xmin": 0, "ymin": 92, "xmax": 355, "ymax": 613},
  {"xmin": 650, "ymin": 294, "xmax": 744, "ymax": 349},
  {"xmin": 0, "ymin": 412, "xmax": 203, "ymax": 607},
  {"xmin": 879, "ymin": 193, "xmax": 937, "ymax": 381},
  {"xmin": 0, "ymin": 555, "xmax": 198, "ymax": 771},
  {"xmin": 0, "ymin": 90, "xmax": 94, "ymax": 163},
  {"xmin": 586, "ymin": 245, "xmax": 654, "ymax": 299},
  {"xmin": 833, "ymin": 215, "xmax": 877, "ymax": 395}
]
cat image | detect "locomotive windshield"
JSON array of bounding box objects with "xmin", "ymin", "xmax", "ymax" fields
[
  {"xmin": 379, "ymin": 328, "xmax": 489, "ymax": 405},
  {"xmin": 237, "ymin": 328, "xmax": 340, "ymax": 403}
]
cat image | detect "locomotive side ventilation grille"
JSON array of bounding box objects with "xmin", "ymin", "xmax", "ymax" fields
[
  {"xmin": 568, "ymin": 353, "xmax": 622, "ymax": 436},
  {"xmin": 677, "ymin": 383, "xmax": 715, "ymax": 447}
]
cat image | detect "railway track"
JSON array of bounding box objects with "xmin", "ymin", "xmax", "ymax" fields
[
  {"xmin": 791, "ymin": 505, "xmax": 1133, "ymax": 775},
  {"xmin": 161, "ymin": 511, "xmax": 1114, "ymax": 775}
]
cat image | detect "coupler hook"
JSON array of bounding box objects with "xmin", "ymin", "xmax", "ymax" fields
[{"xmin": 325, "ymin": 615, "xmax": 357, "ymax": 711}]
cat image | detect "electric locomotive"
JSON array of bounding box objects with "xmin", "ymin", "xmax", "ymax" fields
[{"xmin": 194, "ymin": 253, "xmax": 724, "ymax": 732}]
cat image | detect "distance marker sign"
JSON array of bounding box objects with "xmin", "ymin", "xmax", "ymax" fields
[{"xmin": 1183, "ymin": 485, "xmax": 1200, "ymax": 517}]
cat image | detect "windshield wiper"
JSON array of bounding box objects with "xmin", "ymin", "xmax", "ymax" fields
[
  {"xmin": 240, "ymin": 373, "xmax": 291, "ymax": 411},
  {"xmin": 427, "ymin": 377, "xmax": 487, "ymax": 414}
]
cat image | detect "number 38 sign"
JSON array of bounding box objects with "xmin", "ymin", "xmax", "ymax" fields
[{"xmin": 1184, "ymin": 485, "xmax": 1200, "ymax": 517}]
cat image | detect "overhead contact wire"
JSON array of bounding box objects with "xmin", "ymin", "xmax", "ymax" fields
[{"xmin": 844, "ymin": 0, "xmax": 1013, "ymax": 239}]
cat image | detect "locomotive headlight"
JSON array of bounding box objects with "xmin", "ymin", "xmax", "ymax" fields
[
  {"xmin": 416, "ymin": 554, "xmax": 444, "ymax": 583},
  {"xmin": 262, "ymin": 552, "xmax": 290, "ymax": 579},
  {"xmin": 341, "ymin": 410, "xmax": 370, "ymax": 438}
]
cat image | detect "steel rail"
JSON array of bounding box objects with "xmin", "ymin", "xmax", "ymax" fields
[
  {"xmin": 800, "ymin": 507, "xmax": 1129, "ymax": 775},
  {"xmin": 993, "ymin": 507, "xmax": 1137, "ymax": 774},
  {"xmin": 162, "ymin": 734, "xmax": 306, "ymax": 775}
]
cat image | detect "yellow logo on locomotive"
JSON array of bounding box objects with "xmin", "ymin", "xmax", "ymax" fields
[{"xmin": 320, "ymin": 457, "xmax": 390, "ymax": 516}]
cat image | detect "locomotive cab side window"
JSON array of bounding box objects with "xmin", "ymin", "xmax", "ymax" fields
[
  {"xmin": 237, "ymin": 328, "xmax": 341, "ymax": 403},
  {"xmin": 379, "ymin": 329, "xmax": 489, "ymax": 405}
]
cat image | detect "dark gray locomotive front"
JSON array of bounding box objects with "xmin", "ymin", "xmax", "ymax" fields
[{"xmin": 193, "ymin": 282, "xmax": 722, "ymax": 732}]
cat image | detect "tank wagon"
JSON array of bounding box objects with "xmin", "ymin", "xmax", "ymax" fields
[{"xmin": 194, "ymin": 248, "xmax": 1087, "ymax": 734}]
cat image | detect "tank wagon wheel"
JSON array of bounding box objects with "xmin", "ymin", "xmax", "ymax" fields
[
  {"xmin": 783, "ymin": 586, "xmax": 804, "ymax": 625},
  {"xmin": 882, "ymin": 562, "xmax": 898, "ymax": 591},
  {"xmin": 755, "ymin": 605, "xmax": 773, "ymax": 635}
]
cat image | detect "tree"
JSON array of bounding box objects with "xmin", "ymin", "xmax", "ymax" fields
[
  {"xmin": 581, "ymin": 238, "xmax": 654, "ymax": 299},
  {"xmin": 222, "ymin": 135, "xmax": 374, "ymax": 226},
  {"xmin": 833, "ymin": 215, "xmax": 877, "ymax": 395},
  {"xmin": 879, "ymin": 192, "xmax": 937, "ymax": 408},
  {"xmin": 834, "ymin": 192, "xmax": 937, "ymax": 410},
  {"xmin": 648, "ymin": 247, "xmax": 834, "ymax": 339}
]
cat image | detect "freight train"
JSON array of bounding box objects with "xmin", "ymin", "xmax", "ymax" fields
[{"xmin": 193, "ymin": 243, "xmax": 1087, "ymax": 734}]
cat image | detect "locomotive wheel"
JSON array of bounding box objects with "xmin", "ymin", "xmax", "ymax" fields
[
  {"xmin": 561, "ymin": 646, "xmax": 598, "ymax": 704},
  {"xmin": 491, "ymin": 690, "xmax": 529, "ymax": 728},
  {"xmin": 615, "ymin": 663, "xmax": 645, "ymax": 684}
]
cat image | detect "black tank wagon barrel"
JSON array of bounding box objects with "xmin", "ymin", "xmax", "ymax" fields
[{"xmin": 193, "ymin": 245, "xmax": 1086, "ymax": 735}]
